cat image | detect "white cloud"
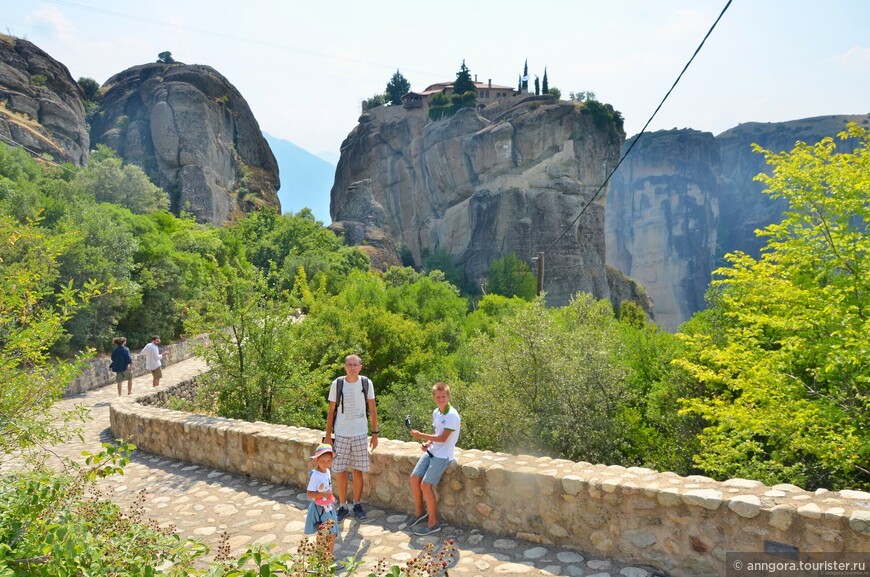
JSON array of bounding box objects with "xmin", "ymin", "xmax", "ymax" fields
[
  {"xmin": 834, "ymin": 46, "xmax": 870, "ymax": 69},
  {"xmin": 27, "ymin": 6, "xmax": 77, "ymax": 45}
]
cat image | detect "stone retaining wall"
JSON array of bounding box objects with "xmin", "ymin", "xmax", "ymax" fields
[
  {"xmin": 109, "ymin": 380, "xmax": 870, "ymax": 577},
  {"xmin": 63, "ymin": 336, "xmax": 207, "ymax": 396}
]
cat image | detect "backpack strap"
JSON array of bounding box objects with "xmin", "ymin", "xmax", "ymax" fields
[
  {"xmin": 334, "ymin": 378, "xmax": 345, "ymax": 418},
  {"xmin": 362, "ymin": 377, "xmax": 370, "ymax": 419}
]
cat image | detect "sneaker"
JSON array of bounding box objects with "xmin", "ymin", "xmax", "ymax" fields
[
  {"xmin": 414, "ymin": 523, "xmax": 441, "ymax": 536},
  {"xmin": 352, "ymin": 503, "xmax": 367, "ymax": 519},
  {"xmin": 336, "ymin": 505, "xmax": 349, "ymax": 522},
  {"xmin": 409, "ymin": 512, "xmax": 429, "ymax": 527}
]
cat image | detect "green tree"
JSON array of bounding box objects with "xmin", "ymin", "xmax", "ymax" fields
[
  {"xmin": 157, "ymin": 51, "xmax": 174, "ymax": 64},
  {"xmin": 362, "ymin": 93, "xmax": 385, "ymax": 110},
  {"xmin": 73, "ymin": 145, "xmax": 169, "ymax": 214},
  {"xmin": 0, "ymin": 215, "xmax": 97, "ymax": 459},
  {"xmin": 617, "ymin": 311, "xmax": 701, "ymax": 473},
  {"xmin": 485, "ymin": 252, "xmax": 536, "ymax": 300},
  {"xmin": 542, "ymin": 68, "xmax": 549, "ymax": 94},
  {"xmin": 78, "ymin": 77, "xmax": 102, "ymax": 125},
  {"xmin": 427, "ymin": 90, "xmax": 477, "ymax": 122},
  {"xmin": 548, "ymin": 87, "xmax": 562, "ymax": 100},
  {"xmin": 676, "ymin": 124, "xmax": 870, "ymax": 490},
  {"xmin": 570, "ymin": 90, "xmax": 596, "ymax": 102},
  {"xmin": 228, "ymin": 208, "xmax": 369, "ymax": 295},
  {"xmin": 0, "ymin": 216, "xmax": 197, "ymax": 574},
  {"xmin": 77, "ymin": 76, "xmax": 99, "ymax": 100},
  {"xmin": 463, "ymin": 295, "xmax": 631, "ymax": 463},
  {"xmin": 534, "ymin": 76, "xmax": 540, "ymax": 96},
  {"xmin": 385, "ymin": 69, "xmax": 411, "ymax": 105},
  {"xmin": 522, "ymin": 59, "xmax": 529, "ymax": 92},
  {"xmin": 453, "ymin": 60, "xmax": 475, "ymax": 96},
  {"xmin": 185, "ymin": 268, "xmax": 328, "ymax": 427},
  {"xmin": 422, "ymin": 247, "xmax": 463, "ymax": 290}
]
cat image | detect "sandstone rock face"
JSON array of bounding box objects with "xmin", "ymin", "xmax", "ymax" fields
[
  {"xmin": 606, "ymin": 130, "xmax": 720, "ymax": 331},
  {"xmin": 606, "ymin": 114, "xmax": 870, "ymax": 330},
  {"xmin": 331, "ymin": 97, "xmax": 649, "ymax": 310},
  {"xmin": 92, "ymin": 62, "xmax": 279, "ymax": 224},
  {"xmin": 0, "ymin": 35, "xmax": 89, "ymax": 165}
]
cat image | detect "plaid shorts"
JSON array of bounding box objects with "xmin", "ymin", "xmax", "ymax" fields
[{"xmin": 332, "ymin": 434, "xmax": 369, "ymax": 473}]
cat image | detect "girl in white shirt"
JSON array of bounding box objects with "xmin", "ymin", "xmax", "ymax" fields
[{"xmin": 304, "ymin": 443, "xmax": 338, "ymax": 555}]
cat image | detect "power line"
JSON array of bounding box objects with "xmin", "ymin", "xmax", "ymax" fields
[{"xmin": 540, "ymin": 0, "xmax": 733, "ymax": 259}]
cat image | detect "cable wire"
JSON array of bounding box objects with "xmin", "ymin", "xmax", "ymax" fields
[{"xmin": 540, "ymin": 0, "xmax": 733, "ymax": 258}]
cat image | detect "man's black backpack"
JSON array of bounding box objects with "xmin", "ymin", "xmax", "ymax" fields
[{"xmin": 333, "ymin": 376, "xmax": 370, "ymax": 420}]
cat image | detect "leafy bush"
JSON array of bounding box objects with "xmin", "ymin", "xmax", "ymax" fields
[
  {"xmin": 675, "ymin": 124, "xmax": 870, "ymax": 489},
  {"xmin": 362, "ymin": 93, "xmax": 385, "ymax": 111}
]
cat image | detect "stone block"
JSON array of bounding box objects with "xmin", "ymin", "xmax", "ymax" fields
[
  {"xmin": 850, "ymin": 510, "xmax": 870, "ymax": 535},
  {"xmin": 768, "ymin": 505, "xmax": 794, "ymax": 531},
  {"xmin": 682, "ymin": 489, "xmax": 723, "ymax": 510},
  {"xmin": 726, "ymin": 495, "xmax": 761, "ymax": 518}
]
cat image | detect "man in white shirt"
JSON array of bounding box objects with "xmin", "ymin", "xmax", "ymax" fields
[
  {"xmin": 141, "ymin": 335, "xmax": 167, "ymax": 387},
  {"xmin": 324, "ymin": 354, "xmax": 379, "ymax": 522}
]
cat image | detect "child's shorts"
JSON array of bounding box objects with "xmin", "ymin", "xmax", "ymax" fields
[
  {"xmin": 304, "ymin": 501, "xmax": 338, "ymax": 535},
  {"xmin": 411, "ymin": 451, "xmax": 451, "ymax": 485}
]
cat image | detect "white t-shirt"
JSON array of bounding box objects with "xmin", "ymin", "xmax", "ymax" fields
[
  {"xmin": 307, "ymin": 468, "xmax": 335, "ymax": 510},
  {"xmin": 328, "ymin": 376, "xmax": 375, "ymax": 437},
  {"xmin": 142, "ymin": 342, "xmax": 162, "ymax": 371},
  {"xmin": 428, "ymin": 405, "xmax": 461, "ymax": 461}
]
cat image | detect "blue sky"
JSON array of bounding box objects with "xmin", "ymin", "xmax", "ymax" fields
[{"xmin": 4, "ymin": 0, "xmax": 869, "ymax": 158}]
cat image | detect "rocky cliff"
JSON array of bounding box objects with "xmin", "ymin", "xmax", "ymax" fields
[
  {"xmin": 0, "ymin": 35, "xmax": 89, "ymax": 165},
  {"xmin": 331, "ymin": 96, "xmax": 651, "ymax": 310},
  {"xmin": 606, "ymin": 129, "xmax": 720, "ymax": 330},
  {"xmin": 91, "ymin": 62, "xmax": 279, "ymax": 224},
  {"xmin": 606, "ymin": 114, "xmax": 870, "ymax": 330}
]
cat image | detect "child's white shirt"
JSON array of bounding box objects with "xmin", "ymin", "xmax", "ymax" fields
[{"xmin": 308, "ymin": 468, "xmax": 335, "ymax": 510}]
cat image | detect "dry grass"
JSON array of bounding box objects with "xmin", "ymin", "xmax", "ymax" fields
[{"xmin": 0, "ymin": 100, "xmax": 65, "ymax": 157}]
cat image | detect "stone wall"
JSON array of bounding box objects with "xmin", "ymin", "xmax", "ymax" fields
[
  {"xmin": 109, "ymin": 380, "xmax": 870, "ymax": 577},
  {"xmin": 63, "ymin": 336, "xmax": 207, "ymax": 396}
]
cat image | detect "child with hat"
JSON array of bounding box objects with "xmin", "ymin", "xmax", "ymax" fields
[{"xmin": 305, "ymin": 443, "xmax": 338, "ymax": 555}]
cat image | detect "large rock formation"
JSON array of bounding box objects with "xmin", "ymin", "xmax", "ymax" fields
[
  {"xmin": 716, "ymin": 115, "xmax": 868, "ymax": 260},
  {"xmin": 606, "ymin": 130, "xmax": 720, "ymax": 330},
  {"xmin": 606, "ymin": 114, "xmax": 870, "ymax": 330},
  {"xmin": 91, "ymin": 62, "xmax": 279, "ymax": 224},
  {"xmin": 331, "ymin": 96, "xmax": 651, "ymax": 311},
  {"xmin": 0, "ymin": 34, "xmax": 89, "ymax": 165}
]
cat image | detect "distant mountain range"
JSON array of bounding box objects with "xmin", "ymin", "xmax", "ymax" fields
[{"xmin": 263, "ymin": 133, "xmax": 335, "ymax": 223}]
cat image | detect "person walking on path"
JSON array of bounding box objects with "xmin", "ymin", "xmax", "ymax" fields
[
  {"xmin": 324, "ymin": 354, "xmax": 379, "ymax": 522},
  {"xmin": 110, "ymin": 336, "xmax": 134, "ymax": 396},
  {"xmin": 408, "ymin": 382, "xmax": 461, "ymax": 536},
  {"xmin": 305, "ymin": 443, "xmax": 338, "ymax": 556},
  {"xmin": 141, "ymin": 335, "xmax": 167, "ymax": 388}
]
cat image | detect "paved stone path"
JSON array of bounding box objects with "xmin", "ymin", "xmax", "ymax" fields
[{"xmin": 49, "ymin": 357, "xmax": 661, "ymax": 577}]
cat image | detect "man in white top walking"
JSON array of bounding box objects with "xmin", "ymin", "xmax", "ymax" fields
[
  {"xmin": 324, "ymin": 354, "xmax": 379, "ymax": 522},
  {"xmin": 141, "ymin": 335, "xmax": 168, "ymax": 387}
]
